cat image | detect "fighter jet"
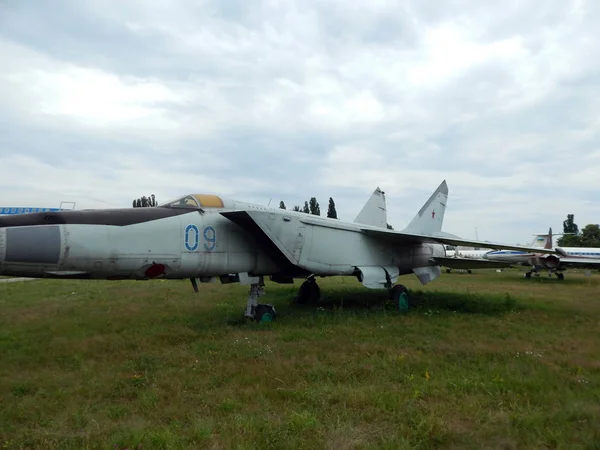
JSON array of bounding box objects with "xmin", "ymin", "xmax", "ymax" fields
[{"xmin": 0, "ymin": 181, "xmax": 557, "ymax": 322}]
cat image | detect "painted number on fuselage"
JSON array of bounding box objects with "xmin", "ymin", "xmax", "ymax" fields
[
  {"xmin": 184, "ymin": 224, "xmax": 199, "ymax": 251},
  {"xmin": 203, "ymin": 225, "xmax": 216, "ymax": 251},
  {"xmin": 184, "ymin": 224, "xmax": 216, "ymax": 252}
]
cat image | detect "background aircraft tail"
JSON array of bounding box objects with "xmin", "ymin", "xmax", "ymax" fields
[
  {"xmin": 354, "ymin": 187, "xmax": 388, "ymax": 228},
  {"xmin": 402, "ymin": 180, "xmax": 448, "ymax": 236},
  {"xmin": 530, "ymin": 227, "xmax": 553, "ymax": 249}
]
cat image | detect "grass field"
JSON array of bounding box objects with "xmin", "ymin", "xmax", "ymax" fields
[{"xmin": 1, "ymin": 269, "xmax": 599, "ymax": 449}]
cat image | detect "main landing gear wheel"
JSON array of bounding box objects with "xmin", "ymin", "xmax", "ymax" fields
[
  {"xmin": 524, "ymin": 271, "xmax": 532, "ymax": 279},
  {"xmin": 254, "ymin": 304, "xmax": 277, "ymax": 323},
  {"xmin": 296, "ymin": 278, "xmax": 321, "ymax": 304},
  {"xmin": 556, "ymin": 273, "xmax": 564, "ymax": 280},
  {"xmin": 389, "ymin": 284, "xmax": 409, "ymax": 312}
]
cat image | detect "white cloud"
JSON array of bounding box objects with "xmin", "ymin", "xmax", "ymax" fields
[
  {"xmin": 30, "ymin": 68, "xmax": 180, "ymax": 126},
  {"xmin": 0, "ymin": 0, "xmax": 599, "ymax": 245}
]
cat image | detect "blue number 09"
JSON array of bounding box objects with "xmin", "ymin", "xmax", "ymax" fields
[{"xmin": 184, "ymin": 225, "xmax": 217, "ymax": 251}]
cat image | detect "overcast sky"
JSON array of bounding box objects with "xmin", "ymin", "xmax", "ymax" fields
[{"xmin": 1, "ymin": 0, "xmax": 598, "ymax": 244}]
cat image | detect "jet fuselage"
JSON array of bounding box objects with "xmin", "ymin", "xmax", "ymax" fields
[{"xmin": 0, "ymin": 203, "xmax": 445, "ymax": 285}]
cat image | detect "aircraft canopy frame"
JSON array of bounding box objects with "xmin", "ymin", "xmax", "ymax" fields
[{"xmin": 160, "ymin": 194, "xmax": 225, "ymax": 209}]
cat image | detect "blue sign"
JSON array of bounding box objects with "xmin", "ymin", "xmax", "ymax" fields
[{"xmin": 0, "ymin": 207, "xmax": 63, "ymax": 215}]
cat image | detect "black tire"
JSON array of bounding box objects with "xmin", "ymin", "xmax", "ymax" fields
[
  {"xmin": 254, "ymin": 304, "xmax": 276, "ymax": 323},
  {"xmin": 297, "ymin": 279, "xmax": 320, "ymax": 304},
  {"xmin": 389, "ymin": 284, "xmax": 410, "ymax": 311}
]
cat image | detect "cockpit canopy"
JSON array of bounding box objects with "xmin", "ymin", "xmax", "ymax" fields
[{"xmin": 160, "ymin": 194, "xmax": 225, "ymax": 209}]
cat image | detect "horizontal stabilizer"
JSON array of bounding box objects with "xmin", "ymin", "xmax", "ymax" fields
[{"xmin": 354, "ymin": 187, "xmax": 387, "ymax": 228}]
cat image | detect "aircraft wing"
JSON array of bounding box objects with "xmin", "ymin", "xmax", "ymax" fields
[
  {"xmin": 360, "ymin": 228, "xmax": 558, "ymax": 255},
  {"xmin": 556, "ymin": 257, "xmax": 600, "ymax": 267},
  {"xmin": 433, "ymin": 257, "xmax": 512, "ymax": 270}
]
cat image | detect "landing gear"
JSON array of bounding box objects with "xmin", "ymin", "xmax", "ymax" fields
[
  {"xmin": 296, "ymin": 277, "xmax": 321, "ymax": 304},
  {"xmin": 389, "ymin": 284, "xmax": 410, "ymax": 312},
  {"xmin": 244, "ymin": 277, "xmax": 277, "ymax": 323},
  {"xmin": 524, "ymin": 270, "xmax": 564, "ymax": 280},
  {"xmin": 190, "ymin": 277, "xmax": 199, "ymax": 293}
]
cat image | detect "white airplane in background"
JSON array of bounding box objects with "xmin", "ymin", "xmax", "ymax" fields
[
  {"xmin": 483, "ymin": 228, "xmax": 600, "ymax": 280},
  {"xmin": 442, "ymin": 246, "xmax": 494, "ymax": 273},
  {"xmin": 452, "ymin": 248, "xmax": 492, "ymax": 259}
]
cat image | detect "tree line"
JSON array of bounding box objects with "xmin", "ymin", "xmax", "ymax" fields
[
  {"xmin": 557, "ymin": 214, "xmax": 600, "ymax": 247},
  {"xmin": 278, "ymin": 197, "xmax": 338, "ymax": 218},
  {"xmin": 131, "ymin": 194, "xmax": 339, "ymax": 218},
  {"xmin": 130, "ymin": 193, "xmax": 339, "ymax": 216},
  {"xmin": 132, "ymin": 194, "xmax": 157, "ymax": 208}
]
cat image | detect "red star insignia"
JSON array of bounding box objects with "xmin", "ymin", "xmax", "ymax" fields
[{"xmin": 431, "ymin": 210, "xmax": 436, "ymax": 219}]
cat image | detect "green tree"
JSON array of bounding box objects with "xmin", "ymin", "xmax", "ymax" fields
[
  {"xmin": 327, "ymin": 197, "xmax": 337, "ymax": 219},
  {"xmin": 279, "ymin": 201, "xmax": 286, "ymax": 209},
  {"xmin": 563, "ymin": 214, "xmax": 579, "ymax": 234},
  {"xmin": 309, "ymin": 197, "xmax": 320, "ymax": 215},
  {"xmin": 292, "ymin": 205, "xmax": 301, "ymax": 212},
  {"xmin": 557, "ymin": 234, "xmax": 582, "ymax": 247},
  {"xmin": 133, "ymin": 194, "xmax": 157, "ymax": 208},
  {"xmin": 558, "ymin": 214, "xmax": 581, "ymax": 246},
  {"xmin": 302, "ymin": 201, "xmax": 310, "ymax": 214},
  {"xmin": 580, "ymin": 224, "xmax": 600, "ymax": 247}
]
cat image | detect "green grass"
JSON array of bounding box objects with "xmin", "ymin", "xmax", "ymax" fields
[{"xmin": 1, "ymin": 269, "xmax": 600, "ymax": 449}]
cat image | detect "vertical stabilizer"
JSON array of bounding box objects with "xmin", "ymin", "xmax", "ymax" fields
[
  {"xmin": 530, "ymin": 227, "xmax": 553, "ymax": 249},
  {"xmin": 354, "ymin": 187, "xmax": 388, "ymax": 228},
  {"xmin": 402, "ymin": 180, "xmax": 448, "ymax": 236}
]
